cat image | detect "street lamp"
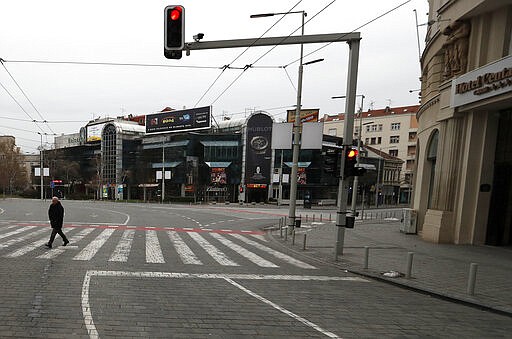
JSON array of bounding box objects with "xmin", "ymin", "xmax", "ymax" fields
[
  {"xmin": 37, "ymin": 132, "xmax": 56, "ymax": 200},
  {"xmin": 251, "ymin": 10, "xmax": 307, "ymax": 233}
]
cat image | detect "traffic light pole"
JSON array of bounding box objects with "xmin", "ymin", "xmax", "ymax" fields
[{"xmin": 335, "ymin": 39, "xmax": 360, "ymax": 260}]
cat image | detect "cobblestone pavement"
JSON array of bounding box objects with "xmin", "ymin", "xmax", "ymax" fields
[
  {"xmin": 269, "ymin": 217, "xmax": 512, "ymax": 316},
  {"xmin": 1, "ymin": 200, "xmax": 512, "ymax": 338}
]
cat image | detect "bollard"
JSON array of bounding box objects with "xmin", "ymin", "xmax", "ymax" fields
[
  {"xmin": 313, "ymin": 214, "xmax": 315, "ymax": 222},
  {"xmin": 320, "ymin": 214, "xmax": 323, "ymax": 222},
  {"xmin": 363, "ymin": 246, "xmax": 369, "ymax": 269},
  {"xmin": 280, "ymin": 224, "xmax": 283, "ymax": 238},
  {"xmin": 292, "ymin": 230, "xmax": 296, "ymax": 245},
  {"xmin": 284, "ymin": 228, "xmax": 288, "ymax": 241},
  {"xmin": 306, "ymin": 215, "xmax": 308, "ymax": 223},
  {"xmin": 303, "ymin": 233, "xmax": 307, "ymax": 250},
  {"xmin": 405, "ymin": 252, "xmax": 414, "ymax": 278},
  {"xmin": 467, "ymin": 263, "xmax": 478, "ymax": 295}
]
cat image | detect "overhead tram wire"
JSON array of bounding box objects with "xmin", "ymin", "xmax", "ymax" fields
[
  {"xmin": 0, "ymin": 59, "xmax": 55, "ymax": 135},
  {"xmin": 283, "ymin": 0, "xmax": 412, "ymax": 68},
  {"xmin": 194, "ymin": 0, "xmax": 303, "ymax": 111},
  {"xmin": 1, "ymin": 59, "xmax": 220, "ymax": 70},
  {"xmin": 207, "ymin": 0, "xmax": 337, "ymax": 108},
  {"xmin": 0, "ymin": 79, "xmax": 46, "ymax": 134}
]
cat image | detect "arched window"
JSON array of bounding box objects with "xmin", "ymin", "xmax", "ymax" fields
[{"xmin": 427, "ymin": 129, "xmax": 439, "ymax": 208}]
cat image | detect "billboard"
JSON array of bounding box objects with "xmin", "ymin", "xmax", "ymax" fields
[
  {"xmin": 287, "ymin": 109, "xmax": 319, "ymax": 124},
  {"xmin": 145, "ymin": 106, "xmax": 211, "ymax": 134},
  {"xmin": 86, "ymin": 123, "xmax": 107, "ymax": 142},
  {"xmin": 245, "ymin": 113, "xmax": 273, "ymax": 186},
  {"xmin": 211, "ymin": 167, "xmax": 227, "ymax": 185}
]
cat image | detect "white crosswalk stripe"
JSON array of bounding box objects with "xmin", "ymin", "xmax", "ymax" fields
[
  {"xmin": 146, "ymin": 230, "xmax": 165, "ymax": 263},
  {"xmin": 188, "ymin": 232, "xmax": 239, "ymax": 266},
  {"xmin": 5, "ymin": 228, "xmax": 78, "ymax": 258},
  {"xmin": 0, "ymin": 225, "xmax": 33, "ymax": 240},
  {"xmin": 0, "ymin": 227, "xmax": 48, "ymax": 250},
  {"xmin": 73, "ymin": 228, "xmax": 115, "ymax": 261},
  {"xmin": 210, "ymin": 233, "xmax": 278, "ymax": 268},
  {"xmin": 0, "ymin": 225, "xmax": 316, "ymax": 269},
  {"xmin": 109, "ymin": 229, "xmax": 135, "ymax": 262},
  {"xmin": 230, "ymin": 233, "xmax": 317, "ymax": 269},
  {"xmin": 37, "ymin": 228, "xmax": 94, "ymax": 259},
  {"xmin": 167, "ymin": 231, "xmax": 202, "ymax": 265}
]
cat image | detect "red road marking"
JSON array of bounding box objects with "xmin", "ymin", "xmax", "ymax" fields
[{"xmin": 13, "ymin": 223, "xmax": 265, "ymax": 235}]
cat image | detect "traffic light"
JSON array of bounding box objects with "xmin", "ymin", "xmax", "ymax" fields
[
  {"xmin": 164, "ymin": 5, "xmax": 185, "ymax": 59},
  {"xmin": 344, "ymin": 147, "xmax": 366, "ymax": 177}
]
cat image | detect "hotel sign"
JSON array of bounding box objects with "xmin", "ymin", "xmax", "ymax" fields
[{"xmin": 451, "ymin": 55, "xmax": 512, "ymax": 108}]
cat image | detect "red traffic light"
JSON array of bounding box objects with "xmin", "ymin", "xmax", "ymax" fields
[
  {"xmin": 347, "ymin": 149, "xmax": 358, "ymax": 159},
  {"xmin": 169, "ymin": 6, "xmax": 182, "ymax": 21}
]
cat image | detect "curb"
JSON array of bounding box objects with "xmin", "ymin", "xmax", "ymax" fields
[{"xmin": 267, "ymin": 226, "xmax": 512, "ymax": 318}]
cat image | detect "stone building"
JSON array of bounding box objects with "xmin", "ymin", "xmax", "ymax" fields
[{"xmin": 415, "ymin": 0, "xmax": 512, "ymax": 245}]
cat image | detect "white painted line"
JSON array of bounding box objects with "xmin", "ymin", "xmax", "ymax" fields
[
  {"xmin": 81, "ymin": 270, "xmax": 367, "ymax": 339},
  {"xmin": 5, "ymin": 228, "xmax": 78, "ymax": 258},
  {"xmin": 146, "ymin": 230, "xmax": 165, "ymax": 264},
  {"xmin": 230, "ymin": 234, "xmax": 317, "ymax": 269},
  {"xmin": 109, "ymin": 230, "xmax": 135, "ymax": 262},
  {"xmin": 167, "ymin": 231, "xmax": 202, "ymax": 265},
  {"xmin": 0, "ymin": 225, "xmax": 32, "ymax": 240},
  {"xmin": 188, "ymin": 232, "xmax": 239, "ymax": 266},
  {"xmin": 37, "ymin": 228, "xmax": 94, "ymax": 259},
  {"xmin": 0, "ymin": 228, "xmax": 48, "ymax": 250},
  {"xmin": 224, "ymin": 278, "xmax": 340, "ymax": 338},
  {"xmin": 249, "ymin": 234, "xmax": 267, "ymax": 242},
  {"xmin": 0, "ymin": 207, "xmax": 4, "ymax": 214},
  {"xmin": 210, "ymin": 233, "xmax": 278, "ymax": 268},
  {"xmin": 74, "ymin": 228, "xmax": 115, "ymax": 261}
]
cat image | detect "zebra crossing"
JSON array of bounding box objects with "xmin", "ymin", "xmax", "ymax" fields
[{"xmin": 0, "ymin": 224, "xmax": 316, "ymax": 269}]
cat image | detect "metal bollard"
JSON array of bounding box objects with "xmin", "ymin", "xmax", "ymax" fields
[
  {"xmin": 467, "ymin": 263, "xmax": 478, "ymax": 295},
  {"xmin": 306, "ymin": 215, "xmax": 308, "ymax": 223},
  {"xmin": 320, "ymin": 214, "xmax": 323, "ymax": 222},
  {"xmin": 313, "ymin": 214, "xmax": 315, "ymax": 222},
  {"xmin": 292, "ymin": 230, "xmax": 296, "ymax": 245},
  {"xmin": 363, "ymin": 246, "xmax": 369, "ymax": 269},
  {"xmin": 405, "ymin": 252, "xmax": 414, "ymax": 279},
  {"xmin": 284, "ymin": 228, "xmax": 288, "ymax": 241},
  {"xmin": 303, "ymin": 233, "xmax": 307, "ymax": 250},
  {"xmin": 329, "ymin": 213, "xmax": 332, "ymax": 221},
  {"xmin": 280, "ymin": 224, "xmax": 283, "ymax": 238}
]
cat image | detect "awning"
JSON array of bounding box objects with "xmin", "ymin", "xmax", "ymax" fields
[
  {"xmin": 284, "ymin": 162, "xmax": 311, "ymax": 168},
  {"xmin": 205, "ymin": 161, "xmax": 231, "ymax": 168},
  {"xmin": 151, "ymin": 161, "xmax": 181, "ymax": 168},
  {"xmin": 200, "ymin": 140, "xmax": 239, "ymax": 147}
]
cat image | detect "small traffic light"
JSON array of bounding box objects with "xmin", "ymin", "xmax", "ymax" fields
[
  {"xmin": 344, "ymin": 147, "xmax": 366, "ymax": 177},
  {"xmin": 164, "ymin": 5, "xmax": 185, "ymax": 59}
]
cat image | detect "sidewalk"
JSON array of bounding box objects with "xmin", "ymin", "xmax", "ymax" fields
[{"xmin": 269, "ymin": 218, "xmax": 512, "ymax": 316}]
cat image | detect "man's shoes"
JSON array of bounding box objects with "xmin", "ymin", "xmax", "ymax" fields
[
  {"xmin": 45, "ymin": 243, "xmax": 52, "ymax": 249},
  {"xmin": 63, "ymin": 240, "xmax": 69, "ymax": 246}
]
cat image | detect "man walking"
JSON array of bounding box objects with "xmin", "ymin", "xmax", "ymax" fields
[{"xmin": 45, "ymin": 196, "xmax": 69, "ymax": 249}]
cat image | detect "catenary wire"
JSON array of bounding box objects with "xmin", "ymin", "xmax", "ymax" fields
[
  {"xmin": 0, "ymin": 59, "xmax": 55, "ymax": 135},
  {"xmin": 194, "ymin": 0, "xmax": 303, "ymax": 110}
]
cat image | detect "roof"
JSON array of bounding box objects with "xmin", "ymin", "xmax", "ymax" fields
[
  {"xmin": 321, "ymin": 105, "xmax": 420, "ymax": 122},
  {"xmin": 364, "ymin": 145, "xmax": 404, "ymax": 163}
]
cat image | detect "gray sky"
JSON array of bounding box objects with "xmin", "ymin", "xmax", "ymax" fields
[{"xmin": 0, "ymin": 0, "xmax": 428, "ymax": 153}]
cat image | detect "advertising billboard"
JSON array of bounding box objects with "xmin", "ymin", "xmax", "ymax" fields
[
  {"xmin": 86, "ymin": 123, "xmax": 107, "ymax": 142},
  {"xmin": 286, "ymin": 108, "xmax": 319, "ymax": 124},
  {"xmin": 245, "ymin": 113, "xmax": 273, "ymax": 186},
  {"xmin": 145, "ymin": 106, "xmax": 211, "ymax": 134},
  {"xmin": 210, "ymin": 167, "xmax": 227, "ymax": 185}
]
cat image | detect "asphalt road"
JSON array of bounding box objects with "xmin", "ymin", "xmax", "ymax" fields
[{"xmin": 0, "ymin": 199, "xmax": 510, "ymax": 338}]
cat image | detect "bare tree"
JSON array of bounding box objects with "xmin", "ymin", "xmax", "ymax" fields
[{"xmin": 0, "ymin": 138, "xmax": 28, "ymax": 196}]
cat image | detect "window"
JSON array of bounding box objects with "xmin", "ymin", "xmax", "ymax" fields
[
  {"xmin": 378, "ymin": 124, "xmax": 383, "ymax": 131},
  {"xmin": 389, "ymin": 149, "xmax": 398, "ymax": 157},
  {"xmin": 391, "ymin": 122, "xmax": 401, "ymax": 130},
  {"xmin": 390, "ymin": 135, "xmax": 400, "ymax": 144},
  {"xmin": 371, "ymin": 137, "xmax": 376, "ymax": 145},
  {"xmin": 365, "ymin": 138, "xmax": 369, "ymax": 145},
  {"xmin": 377, "ymin": 137, "xmax": 382, "ymax": 144},
  {"xmin": 328, "ymin": 128, "xmax": 337, "ymax": 136}
]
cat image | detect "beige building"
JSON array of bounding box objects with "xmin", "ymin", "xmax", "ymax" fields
[
  {"xmin": 415, "ymin": 0, "xmax": 512, "ymax": 245},
  {"xmin": 322, "ymin": 105, "xmax": 419, "ymax": 201}
]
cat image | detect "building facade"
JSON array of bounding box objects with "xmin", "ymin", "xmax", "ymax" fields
[
  {"xmin": 415, "ymin": 0, "xmax": 512, "ymax": 245},
  {"xmin": 322, "ymin": 105, "xmax": 419, "ymax": 203}
]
